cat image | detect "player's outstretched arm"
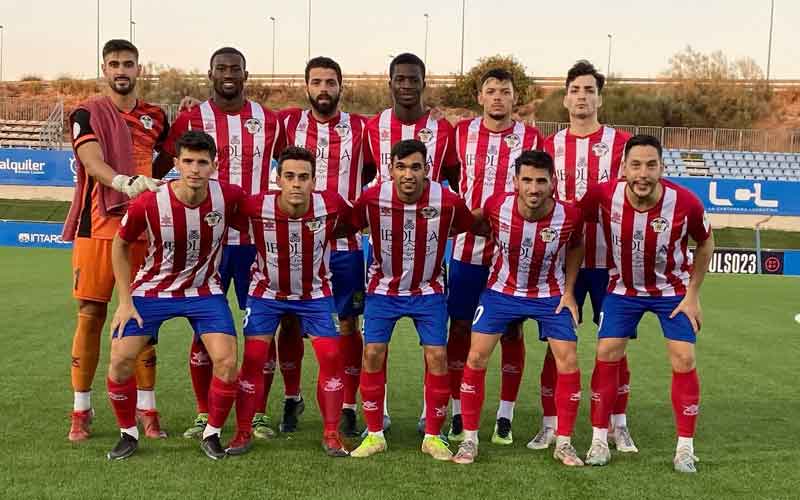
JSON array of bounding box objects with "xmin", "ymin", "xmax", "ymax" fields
[
  {"xmin": 77, "ymin": 141, "xmax": 159, "ymax": 197},
  {"xmin": 109, "ymin": 234, "xmax": 142, "ymax": 337},
  {"xmin": 670, "ymin": 232, "xmax": 715, "ymax": 333},
  {"xmin": 556, "ymin": 234, "xmax": 585, "ymax": 326}
]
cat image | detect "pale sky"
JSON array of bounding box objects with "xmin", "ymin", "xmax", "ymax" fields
[{"xmin": 0, "ymin": 0, "xmax": 796, "ymax": 81}]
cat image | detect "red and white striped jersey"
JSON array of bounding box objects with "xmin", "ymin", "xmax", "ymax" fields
[
  {"xmin": 364, "ymin": 109, "xmax": 457, "ymax": 184},
  {"xmin": 351, "ymin": 181, "xmax": 474, "ymax": 296},
  {"xmin": 119, "ymin": 180, "xmax": 244, "ymax": 298},
  {"xmin": 579, "ymin": 179, "xmax": 712, "ymax": 297},
  {"xmin": 280, "ymin": 108, "xmax": 367, "ymax": 252},
  {"xmin": 452, "ymin": 118, "xmax": 542, "ymax": 266},
  {"xmin": 164, "ymin": 99, "xmax": 286, "ymax": 245},
  {"xmin": 543, "ymin": 126, "xmax": 630, "ymax": 268},
  {"xmin": 484, "ymin": 194, "xmax": 583, "ymax": 298},
  {"xmin": 243, "ymin": 190, "xmax": 351, "ymax": 301}
]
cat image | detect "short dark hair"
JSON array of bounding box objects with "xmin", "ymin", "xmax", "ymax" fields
[
  {"xmin": 277, "ymin": 146, "xmax": 316, "ymax": 177},
  {"xmin": 390, "ymin": 139, "xmax": 427, "ymax": 164},
  {"xmin": 210, "ymin": 47, "xmax": 247, "ymax": 70},
  {"xmin": 175, "ymin": 130, "xmax": 217, "ymax": 160},
  {"xmin": 102, "ymin": 39, "xmax": 138, "ymax": 60},
  {"xmin": 305, "ymin": 56, "xmax": 342, "ymax": 85},
  {"xmin": 514, "ymin": 150, "xmax": 555, "ymax": 177},
  {"xmin": 566, "ymin": 60, "xmax": 605, "ymax": 93},
  {"xmin": 624, "ymin": 134, "xmax": 663, "ymax": 159},
  {"xmin": 389, "ymin": 53, "xmax": 426, "ymax": 81},
  {"xmin": 480, "ymin": 68, "xmax": 514, "ymax": 90}
]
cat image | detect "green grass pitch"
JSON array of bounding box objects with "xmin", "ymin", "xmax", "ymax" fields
[{"xmin": 1, "ymin": 247, "xmax": 798, "ymax": 500}]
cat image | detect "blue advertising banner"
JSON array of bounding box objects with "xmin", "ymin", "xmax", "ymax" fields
[
  {"xmin": 669, "ymin": 177, "xmax": 800, "ymax": 216},
  {"xmin": 0, "ymin": 220, "xmax": 72, "ymax": 248},
  {"xmin": 0, "ymin": 148, "xmax": 76, "ymax": 187}
]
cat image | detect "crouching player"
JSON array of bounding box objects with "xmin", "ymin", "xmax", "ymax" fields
[
  {"xmin": 106, "ymin": 130, "xmax": 243, "ymax": 460},
  {"xmin": 453, "ymin": 150, "xmax": 586, "ymax": 466},
  {"xmin": 226, "ymin": 146, "xmax": 350, "ymax": 457},
  {"xmin": 347, "ymin": 139, "xmax": 478, "ymax": 461}
]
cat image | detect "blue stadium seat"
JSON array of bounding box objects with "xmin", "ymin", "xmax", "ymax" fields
[
  {"xmin": 672, "ymin": 151, "xmax": 682, "ymax": 159},
  {"xmin": 709, "ymin": 166, "xmax": 720, "ymax": 175},
  {"xmin": 744, "ymin": 153, "xmax": 755, "ymax": 161},
  {"xmin": 702, "ymin": 152, "xmax": 712, "ymax": 160},
  {"xmin": 745, "ymin": 175, "xmax": 756, "ymax": 180},
  {"xmin": 779, "ymin": 162, "xmax": 790, "ymax": 169},
  {"xmin": 775, "ymin": 154, "xmax": 786, "ymax": 162},
  {"xmin": 753, "ymin": 168, "xmax": 764, "ymax": 176},
  {"xmin": 723, "ymin": 153, "xmax": 734, "ymax": 161},
  {"xmin": 762, "ymin": 168, "xmax": 774, "ymax": 176},
  {"xmin": 765, "ymin": 154, "xmax": 776, "ymax": 162},
  {"xmin": 758, "ymin": 161, "xmax": 769, "ymax": 169},
  {"xmin": 729, "ymin": 167, "xmax": 740, "ymax": 175},
  {"xmin": 755, "ymin": 153, "xmax": 765, "ymax": 161},
  {"xmin": 665, "ymin": 157, "xmax": 674, "ymax": 166},
  {"xmin": 747, "ymin": 160, "xmax": 758, "ymax": 167},
  {"xmin": 742, "ymin": 167, "xmax": 752, "ymax": 175},
  {"xmin": 719, "ymin": 167, "xmax": 730, "ymax": 176},
  {"xmin": 791, "ymin": 162, "xmax": 800, "ymax": 169},
  {"xmin": 767, "ymin": 176, "xmax": 778, "ymax": 181},
  {"xmin": 713, "ymin": 152, "xmax": 724, "ymax": 161},
  {"xmin": 726, "ymin": 160, "xmax": 737, "ymax": 167},
  {"xmin": 778, "ymin": 176, "xmax": 789, "ymax": 181},
  {"xmin": 785, "ymin": 155, "xmax": 796, "ymax": 163},
  {"xmin": 736, "ymin": 160, "xmax": 747, "ymax": 167},
  {"xmin": 733, "ymin": 153, "xmax": 744, "ymax": 161}
]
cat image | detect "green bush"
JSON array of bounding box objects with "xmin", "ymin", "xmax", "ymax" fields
[{"xmin": 440, "ymin": 55, "xmax": 536, "ymax": 111}]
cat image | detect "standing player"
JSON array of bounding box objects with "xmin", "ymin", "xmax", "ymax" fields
[
  {"xmin": 347, "ymin": 139, "xmax": 477, "ymax": 461},
  {"xmin": 106, "ymin": 130, "xmax": 243, "ymax": 460},
  {"xmin": 63, "ymin": 39, "xmax": 173, "ymax": 441},
  {"xmin": 278, "ymin": 57, "xmax": 369, "ymax": 437},
  {"xmin": 452, "ymin": 151, "xmax": 585, "ymax": 467},
  {"xmin": 580, "ymin": 135, "xmax": 713, "ymax": 472},
  {"xmin": 160, "ymin": 47, "xmax": 286, "ymax": 439},
  {"xmin": 533, "ymin": 60, "xmax": 633, "ymax": 452},
  {"xmin": 448, "ymin": 68, "xmax": 543, "ymax": 445},
  {"xmin": 364, "ymin": 53, "xmax": 458, "ymax": 186},
  {"xmin": 226, "ymin": 146, "xmax": 349, "ymax": 457}
]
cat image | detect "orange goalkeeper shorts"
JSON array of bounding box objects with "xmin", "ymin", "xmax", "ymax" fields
[{"xmin": 71, "ymin": 237, "xmax": 147, "ymax": 303}]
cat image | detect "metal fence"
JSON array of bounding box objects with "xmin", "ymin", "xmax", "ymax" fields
[{"xmin": 534, "ymin": 122, "xmax": 800, "ymax": 153}]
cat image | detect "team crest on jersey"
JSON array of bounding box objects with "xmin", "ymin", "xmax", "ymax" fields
[
  {"xmin": 503, "ymin": 133, "xmax": 521, "ymax": 149},
  {"xmin": 404, "ymin": 219, "xmax": 415, "ymax": 230},
  {"xmin": 160, "ymin": 214, "xmax": 173, "ymax": 227},
  {"xmin": 539, "ymin": 227, "xmax": 557, "ymax": 243},
  {"xmin": 204, "ymin": 211, "xmax": 223, "ymax": 227},
  {"xmin": 334, "ymin": 123, "xmax": 350, "ymax": 138},
  {"xmin": 380, "ymin": 128, "xmax": 391, "ymax": 141},
  {"xmin": 419, "ymin": 206, "xmax": 439, "ymax": 219},
  {"xmin": 139, "ymin": 115, "xmax": 154, "ymax": 130},
  {"xmin": 289, "ymin": 232, "xmax": 301, "ymax": 243},
  {"xmin": 633, "ymin": 229, "xmax": 645, "ymax": 241},
  {"xmin": 188, "ymin": 229, "xmax": 200, "ymax": 240},
  {"xmin": 522, "ymin": 236, "xmax": 534, "ymax": 247},
  {"xmin": 244, "ymin": 118, "xmax": 262, "ymax": 134},
  {"xmin": 305, "ymin": 217, "xmax": 325, "ymax": 232},
  {"xmin": 592, "ymin": 142, "xmax": 610, "ymax": 158},
  {"xmin": 650, "ymin": 217, "xmax": 669, "ymax": 233},
  {"xmin": 417, "ymin": 128, "xmax": 433, "ymax": 143}
]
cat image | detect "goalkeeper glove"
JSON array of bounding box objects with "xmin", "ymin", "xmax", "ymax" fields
[{"xmin": 111, "ymin": 174, "xmax": 160, "ymax": 197}]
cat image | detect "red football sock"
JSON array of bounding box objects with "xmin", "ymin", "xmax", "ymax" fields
[
  {"xmin": 208, "ymin": 376, "xmax": 237, "ymax": 429},
  {"xmin": 107, "ymin": 376, "xmax": 137, "ymax": 429},
  {"xmin": 590, "ymin": 359, "xmax": 620, "ymax": 429},
  {"xmin": 500, "ymin": 334, "xmax": 526, "ymax": 402},
  {"xmin": 424, "ymin": 372, "xmax": 451, "ymax": 435},
  {"xmin": 540, "ymin": 351, "xmax": 558, "ymax": 417},
  {"xmin": 555, "ymin": 370, "xmax": 581, "ymax": 437},
  {"xmin": 278, "ymin": 325, "xmax": 304, "ymax": 398},
  {"xmin": 359, "ymin": 369, "xmax": 386, "ymax": 432},
  {"xmin": 257, "ymin": 340, "xmax": 277, "ymax": 414},
  {"xmin": 235, "ymin": 339, "xmax": 269, "ymax": 432},
  {"xmin": 446, "ymin": 328, "xmax": 470, "ymax": 401},
  {"xmin": 341, "ymin": 331, "xmax": 363, "ymax": 406},
  {"xmin": 613, "ymin": 355, "xmax": 631, "ymax": 415},
  {"xmin": 312, "ymin": 337, "xmax": 345, "ymax": 433},
  {"xmin": 671, "ymin": 369, "xmax": 700, "ymax": 438},
  {"xmin": 188, "ymin": 337, "xmax": 212, "ymax": 414},
  {"xmin": 460, "ymin": 366, "xmax": 486, "ymax": 432}
]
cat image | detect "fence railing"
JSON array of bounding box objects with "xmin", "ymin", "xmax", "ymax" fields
[{"xmin": 534, "ymin": 122, "xmax": 800, "ymax": 153}]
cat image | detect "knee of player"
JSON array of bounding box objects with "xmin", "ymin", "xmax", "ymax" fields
[
  {"xmin": 466, "ymin": 349, "xmax": 490, "ymax": 370},
  {"xmin": 338, "ymin": 317, "xmax": 357, "ymax": 336},
  {"xmin": 554, "ymin": 351, "xmax": 579, "ymax": 373},
  {"xmin": 596, "ymin": 339, "xmax": 626, "ymax": 362},
  {"xmin": 424, "ymin": 347, "xmax": 448, "ymax": 371},
  {"xmin": 212, "ymin": 353, "xmax": 238, "ymax": 381},
  {"xmin": 78, "ymin": 300, "xmax": 108, "ymax": 320},
  {"xmin": 669, "ymin": 351, "xmax": 696, "ymax": 373},
  {"xmin": 108, "ymin": 355, "xmax": 136, "ymax": 383}
]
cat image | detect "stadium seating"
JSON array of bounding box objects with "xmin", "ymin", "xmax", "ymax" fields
[
  {"xmin": 664, "ymin": 148, "xmax": 800, "ymax": 181},
  {"xmin": 0, "ymin": 119, "xmax": 49, "ymax": 148}
]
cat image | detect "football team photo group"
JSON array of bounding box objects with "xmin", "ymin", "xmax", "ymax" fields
[{"xmin": 61, "ymin": 38, "xmax": 714, "ymax": 474}]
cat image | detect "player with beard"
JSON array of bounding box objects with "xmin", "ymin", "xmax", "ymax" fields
[
  {"xmin": 363, "ymin": 52, "xmax": 459, "ymax": 433},
  {"xmin": 64, "ymin": 39, "xmax": 173, "ymax": 442},
  {"xmin": 534, "ymin": 61, "xmax": 634, "ymax": 453},
  {"xmin": 275, "ymin": 57, "xmax": 369, "ymax": 438},
  {"xmin": 447, "ymin": 69, "xmax": 542, "ymax": 446},
  {"xmin": 159, "ymin": 47, "xmax": 287, "ymax": 440}
]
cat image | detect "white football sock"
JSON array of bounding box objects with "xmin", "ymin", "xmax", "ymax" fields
[
  {"xmin": 592, "ymin": 427, "xmax": 608, "ymax": 443},
  {"xmin": 122, "ymin": 426, "xmax": 139, "ymax": 440},
  {"xmin": 496, "ymin": 400, "xmax": 515, "ymax": 421},
  {"xmin": 451, "ymin": 399, "xmax": 462, "ymax": 416},
  {"xmin": 611, "ymin": 413, "xmax": 627, "ymax": 429},
  {"xmin": 464, "ymin": 430, "xmax": 479, "ymax": 443},
  {"xmin": 137, "ymin": 390, "xmax": 156, "ymax": 411},
  {"xmin": 203, "ymin": 424, "xmax": 221, "ymax": 440},
  {"xmin": 74, "ymin": 391, "xmax": 91, "ymax": 412},
  {"xmin": 383, "ymin": 386, "xmax": 390, "ymax": 417},
  {"xmin": 342, "ymin": 403, "xmax": 357, "ymax": 411},
  {"xmin": 555, "ymin": 435, "xmax": 571, "ymax": 446},
  {"xmin": 677, "ymin": 436, "xmax": 694, "ymax": 454},
  {"xmin": 543, "ymin": 415, "xmax": 557, "ymax": 429}
]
